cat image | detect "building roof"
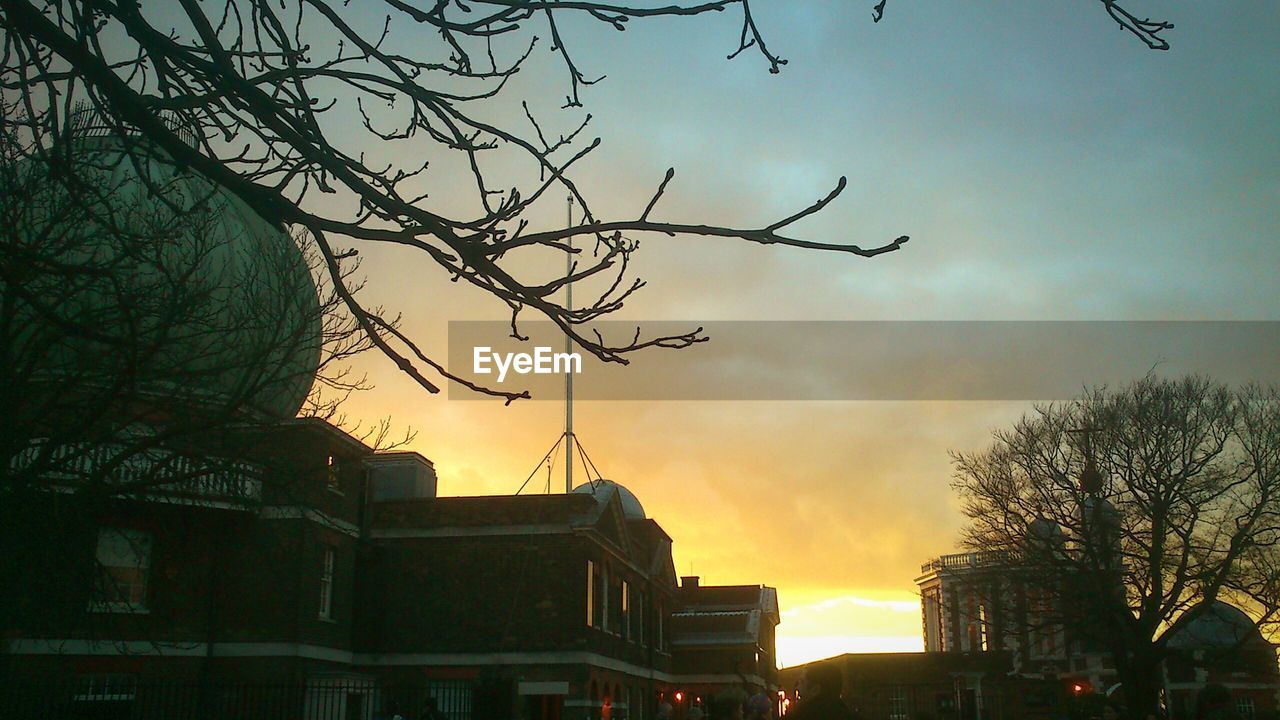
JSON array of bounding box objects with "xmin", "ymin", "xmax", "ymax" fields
[
  {"xmin": 672, "ymin": 582, "xmax": 780, "ymax": 649},
  {"xmin": 371, "ymin": 493, "xmax": 599, "ymax": 529},
  {"xmin": 365, "ymin": 450, "xmax": 433, "ymax": 468},
  {"xmin": 780, "ymin": 651, "xmax": 1014, "ymax": 680},
  {"xmin": 670, "ymin": 610, "xmax": 758, "ymax": 647}
]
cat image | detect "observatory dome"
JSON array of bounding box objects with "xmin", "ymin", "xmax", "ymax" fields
[
  {"xmin": 1025, "ymin": 516, "xmax": 1066, "ymax": 550},
  {"xmin": 572, "ymin": 479, "xmax": 646, "ymax": 520},
  {"xmin": 18, "ymin": 117, "xmax": 322, "ymax": 419},
  {"xmin": 1167, "ymin": 601, "xmax": 1266, "ymax": 650}
]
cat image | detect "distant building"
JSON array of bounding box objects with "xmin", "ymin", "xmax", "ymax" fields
[
  {"xmin": 916, "ymin": 550, "xmax": 1280, "ymax": 719},
  {"xmin": 670, "ymin": 576, "xmax": 780, "ymax": 702},
  {"xmin": 1163, "ymin": 601, "xmax": 1280, "ymax": 719},
  {"xmin": 779, "ymin": 652, "xmax": 1061, "ymax": 720},
  {"xmin": 915, "ymin": 549, "xmax": 1116, "ymax": 690}
]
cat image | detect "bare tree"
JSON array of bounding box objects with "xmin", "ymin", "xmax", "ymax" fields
[
  {"xmin": 951, "ymin": 376, "xmax": 1280, "ymax": 720},
  {"xmin": 0, "ymin": 0, "xmax": 1172, "ymax": 402}
]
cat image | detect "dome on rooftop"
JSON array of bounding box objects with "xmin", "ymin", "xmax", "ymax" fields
[
  {"xmin": 16, "ymin": 116, "xmax": 322, "ymax": 419},
  {"xmin": 1167, "ymin": 601, "xmax": 1266, "ymax": 650},
  {"xmin": 571, "ymin": 479, "xmax": 646, "ymax": 520},
  {"xmin": 1027, "ymin": 516, "xmax": 1064, "ymax": 541}
]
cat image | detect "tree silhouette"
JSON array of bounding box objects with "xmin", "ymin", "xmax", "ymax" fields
[
  {"xmin": 0, "ymin": 0, "xmax": 1171, "ymax": 401},
  {"xmin": 952, "ymin": 376, "xmax": 1280, "ymax": 720}
]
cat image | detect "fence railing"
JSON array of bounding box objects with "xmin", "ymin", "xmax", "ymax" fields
[
  {"xmin": 0, "ymin": 676, "xmax": 475, "ymax": 720},
  {"xmin": 920, "ymin": 549, "xmax": 1018, "ymax": 574},
  {"xmin": 10, "ymin": 438, "xmax": 264, "ymax": 506}
]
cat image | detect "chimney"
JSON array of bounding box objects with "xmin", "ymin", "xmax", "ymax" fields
[{"xmin": 680, "ymin": 576, "xmax": 700, "ymax": 590}]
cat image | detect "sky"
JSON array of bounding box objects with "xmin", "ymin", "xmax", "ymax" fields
[{"xmin": 298, "ymin": 2, "xmax": 1280, "ymax": 667}]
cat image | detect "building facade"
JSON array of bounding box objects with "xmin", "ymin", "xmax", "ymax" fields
[
  {"xmin": 779, "ymin": 653, "xmax": 1062, "ymax": 720},
  {"xmin": 669, "ymin": 577, "xmax": 780, "ymax": 706},
  {"xmin": 915, "ymin": 550, "xmax": 1280, "ymax": 719},
  {"xmin": 916, "ymin": 550, "xmax": 1116, "ymax": 691},
  {"xmin": 3, "ymin": 430, "xmax": 779, "ymax": 720}
]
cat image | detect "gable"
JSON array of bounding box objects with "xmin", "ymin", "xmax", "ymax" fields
[{"xmin": 590, "ymin": 490, "xmax": 632, "ymax": 555}]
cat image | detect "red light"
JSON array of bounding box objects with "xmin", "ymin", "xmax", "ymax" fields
[
  {"xmin": 675, "ymin": 692, "xmax": 684, "ymax": 703},
  {"xmin": 1072, "ymin": 684, "xmax": 1084, "ymax": 694}
]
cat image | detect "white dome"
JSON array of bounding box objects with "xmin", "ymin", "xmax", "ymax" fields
[
  {"xmin": 18, "ymin": 125, "xmax": 322, "ymax": 418},
  {"xmin": 571, "ymin": 479, "xmax": 646, "ymax": 520}
]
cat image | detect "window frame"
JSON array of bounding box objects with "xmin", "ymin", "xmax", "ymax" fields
[
  {"xmin": 621, "ymin": 579, "xmax": 630, "ymax": 641},
  {"xmin": 319, "ymin": 546, "xmax": 336, "ymax": 620},
  {"xmin": 74, "ymin": 673, "xmax": 139, "ymax": 702},
  {"xmin": 325, "ymin": 454, "xmax": 343, "ymax": 494},
  {"xmin": 91, "ymin": 527, "xmax": 152, "ymax": 614},
  {"xmin": 587, "ymin": 560, "xmax": 596, "ymax": 628}
]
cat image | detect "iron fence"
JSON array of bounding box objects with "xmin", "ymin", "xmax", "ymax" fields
[{"xmin": 0, "ymin": 676, "xmax": 475, "ymax": 720}]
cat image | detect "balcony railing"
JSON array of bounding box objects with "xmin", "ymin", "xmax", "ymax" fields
[
  {"xmin": 9, "ymin": 438, "xmax": 263, "ymax": 507},
  {"xmin": 920, "ymin": 550, "xmax": 1018, "ymax": 574}
]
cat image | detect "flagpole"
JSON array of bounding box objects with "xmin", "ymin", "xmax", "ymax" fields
[{"xmin": 565, "ymin": 195, "xmax": 574, "ymax": 494}]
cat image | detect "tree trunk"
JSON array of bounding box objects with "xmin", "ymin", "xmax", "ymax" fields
[{"xmin": 1118, "ymin": 654, "xmax": 1163, "ymax": 720}]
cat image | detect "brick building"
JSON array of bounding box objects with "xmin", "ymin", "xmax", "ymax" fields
[
  {"xmin": 778, "ymin": 652, "xmax": 1062, "ymax": 720},
  {"xmin": 3, "ymin": 429, "xmax": 780, "ymax": 720},
  {"xmin": 3, "ymin": 419, "xmax": 379, "ymax": 715},
  {"xmin": 669, "ymin": 577, "xmax": 780, "ymax": 703},
  {"xmin": 356, "ymin": 478, "xmax": 684, "ymax": 720}
]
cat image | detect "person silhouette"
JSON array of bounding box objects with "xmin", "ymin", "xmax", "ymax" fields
[{"xmin": 788, "ymin": 665, "xmax": 854, "ymax": 720}]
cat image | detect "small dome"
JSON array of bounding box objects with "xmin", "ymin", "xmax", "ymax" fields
[
  {"xmin": 1168, "ymin": 601, "xmax": 1265, "ymax": 649},
  {"xmin": 571, "ymin": 479, "xmax": 646, "ymax": 520},
  {"xmin": 1027, "ymin": 516, "xmax": 1064, "ymax": 541}
]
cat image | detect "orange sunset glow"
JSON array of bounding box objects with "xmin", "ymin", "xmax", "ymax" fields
[{"xmin": 312, "ymin": 2, "xmax": 1280, "ymax": 669}]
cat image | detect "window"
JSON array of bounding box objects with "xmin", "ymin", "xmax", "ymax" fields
[
  {"xmin": 75, "ymin": 674, "xmax": 138, "ymax": 702},
  {"xmin": 319, "ymin": 547, "xmax": 335, "ymax": 619},
  {"xmin": 587, "ymin": 560, "xmax": 596, "ymax": 627},
  {"xmin": 888, "ymin": 686, "xmax": 908, "ymax": 720},
  {"xmin": 978, "ymin": 603, "xmax": 988, "ymax": 651},
  {"xmin": 93, "ymin": 528, "xmax": 151, "ymax": 612},
  {"xmin": 656, "ymin": 601, "xmax": 664, "ymax": 650},
  {"xmin": 1237, "ymin": 697, "xmax": 1255, "ymax": 720},
  {"xmin": 621, "ymin": 580, "xmax": 630, "ymax": 640},
  {"xmin": 326, "ymin": 454, "xmax": 341, "ymax": 492},
  {"xmin": 601, "ymin": 565, "xmax": 610, "ymax": 633},
  {"xmin": 636, "ymin": 591, "xmax": 645, "ymax": 646},
  {"xmin": 890, "ymin": 681, "xmax": 911, "ymax": 717}
]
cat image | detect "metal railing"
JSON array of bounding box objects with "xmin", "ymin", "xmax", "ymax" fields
[
  {"xmin": 0, "ymin": 676, "xmax": 475, "ymax": 720},
  {"xmin": 920, "ymin": 550, "xmax": 1018, "ymax": 574},
  {"xmin": 10, "ymin": 438, "xmax": 264, "ymax": 506},
  {"xmin": 68, "ymin": 101, "xmax": 198, "ymax": 148}
]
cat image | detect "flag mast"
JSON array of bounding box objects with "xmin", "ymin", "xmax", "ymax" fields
[{"xmin": 565, "ymin": 195, "xmax": 574, "ymax": 494}]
